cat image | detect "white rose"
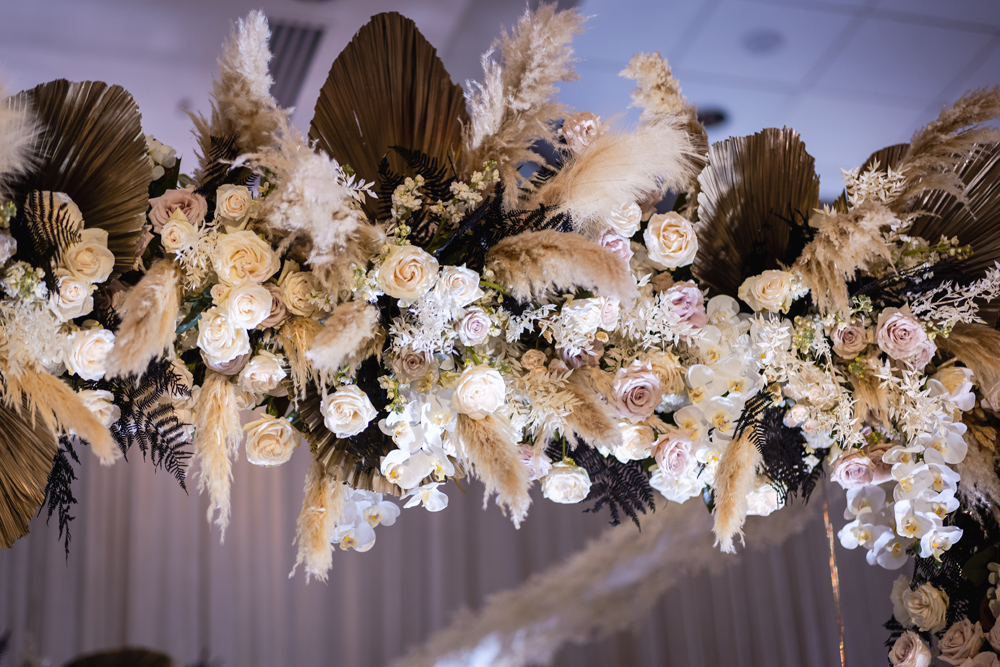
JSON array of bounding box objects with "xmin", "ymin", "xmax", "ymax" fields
[
  {"xmin": 322, "ymin": 385, "xmax": 378, "ymax": 438},
  {"xmin": 613, "ymin": 423, "xmax": 655, "ymax": 462},
  {"xmin": 738, "ymin": 270, "xmax": 794, "ymax": 313},
  {"xmin": 237, "ymin": 350, "xmax": 287, "ymax": 395},
  {"xmin": 541, "ymin": 461, "xmax": 592, "ymax": 504},
  {"xmin": 279, "ymin": 271, "xmax": 319, "ymax": 317},
  {"xmin": 197, "ymin": 307, "xmax": 250, "ymax": 365},
  {"xmin": 224, "ymin": 281, "xmax": 273, "ymax": 329},
  {"xmin": 216, "ymin": 184, "xmax": 253, "ymax": 225},
  {"xmin": 901, "ymin": 582, "xmax": 949, "ymax": 633},
  {"xmin": 65, "ymin": 327, "xmax": 115, "ymax": 381},
  {"xmin": 599, "ymin": 296, "xmax": 620, "ymax": 331},
  {"xmin": 458, "ymin": 307, "xmax": 492, "ymax": 346},
  {"xmin": 644, "ymin": 212, "xmax": 698, "ymax": 269},
  {"xmin": 561, "ymin": 298, "xmax": 603, "ymax": 336},
  {"xmin": 77, "ymin": 389, "xmax": 120, "ymax": 427},
  {"xmin": 49, "ymin": 271, "xmax": 94, "ymax": 322},
  {"xmin": 244, "ymin": 415, "xmax": 297, "ymax": 467},
  {"xmin": 606, "ymin": 201, "xmax": 642, "ymax": 238},
  {"xmin": 159, "ymin": 211, "xmax": 197, "ymax": 253},
  {"xmin": 378, "ymin": 244, "xmax": 439, "ymax": 303},
  {"xmin": 888, "ymin": 632, "xmax": 932, "ymax": 667},
  {"xmin": 213, "ymin": 230, "xmax": 280, "ymax": 285},
  {"xmin": 452, "ymin": 364, "xmax": 506, "ymax": 420},
  {"xmin": 436, "ymin": 265, "xmax": 484, "ymax": 307},
  {"xmin": 62, "ymin": 228, "xmax": 115, "ymax": 284},
  {"xmin": 746, "ymin": 479, "xmax": 783, "ymax": 516}
]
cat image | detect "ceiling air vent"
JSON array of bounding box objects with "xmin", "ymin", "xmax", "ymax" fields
[{"xmin": 268, "ymin": 20, "xmax": 324, "ymax": 109}]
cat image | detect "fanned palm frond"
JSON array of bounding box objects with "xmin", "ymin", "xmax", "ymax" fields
[{"xmin": 0, "ymin": 398, "xmax": 58, "ymax": 548}]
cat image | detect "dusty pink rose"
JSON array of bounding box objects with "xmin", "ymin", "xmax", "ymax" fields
[
  {"xmin": 877, "ymin": 308, "xmax": 931, "ymax": 364},
  {"xmin": 889, "ymin": 631, "xmax": 932, "ymax": 667},
  {"xmin": 561, "ymin": 111, "xmax": 603, "ymax": 154},
  {"xmin": 561, "ymin": 340, "xmax": 604, "ymax": 369},
  {"xmin": 832, "ymin": 322, "xmax": 868, "ymax": 359},
  {"xmin": 651, "ymin": 428, "xmax": 695, "ymax": 479},
  {"xmin": 148, "ymin": 187, "xmax": 207, "ymax": 232},
  {"xmin": 910, "ymin": 340, "xmax": 937, "ymax": 370},
  {"xmin": 865, "ymin": 439, "xmax": 897, "ymax": 485},
  {"xmin": 521, "ymin": 349, "xmax": 547, "ymax": 370},
  {"xmin": 597, "ymin": 228, "xmax": 634, "ymax": 264},
  {"xmin": 599, "ymin": 297, "xmax": 620, "ymax": 331},
  {"xmin": 961, "ymin": 653, "xmax": 1000, "ymax": 667},
  {"xmin": 458, "ymin": 307, "xmax": 491, "ymax": 346},
  {"xmin": 202, "ymin": 350, "xmax": 250, "ymax": 376},
  {"xmin": 518, "ymin": 445, "xmax": 553, "ymax": 481},
  {"xmin": 612, "ymin": 360, "xmax": 662, "ymax": 423},
  {"xmin": 939, "ymin": 619, "xmax": 985, "ymax": 665},
  {"xmin": 830, "ymin": 450, "xmax": 875, "ymax": 490},
  {"xmin": 392, "ymin": 348, "xmax": 431, "ymax": 382},
  {"xmin": 257, "ymin": 282, "xmax": 287, "ymax": 330},
  {"xmin": 663, "ymin": 282, "xmax": 707, "ymax": 328}
]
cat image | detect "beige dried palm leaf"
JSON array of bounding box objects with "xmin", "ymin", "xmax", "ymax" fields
[{"xmin": 0, "ymin": 399, "xmax": 58, "ymax": 548}]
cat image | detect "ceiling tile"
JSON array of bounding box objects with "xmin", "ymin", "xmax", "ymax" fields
[
  {"xmin": 813, "ymin": 17, "xmax": 993, "ymax": 104},
  {"xmin": 938, "ymin": 38, "xmax": 1000, "ymax": 102},
  {"xmin": 674, "ymin": 79, "xmax": 795, "ymax": 140},
  {"xmin": 558, "ymin": 65, "xmax": 643, "ymax": 122},
  {"xmin": 675, "ymin": 0, "xmax": 855, "ymax": 86},
  {"xmin": 876, "ymin": 0, "xmax": 1000, "ymax": 28}
]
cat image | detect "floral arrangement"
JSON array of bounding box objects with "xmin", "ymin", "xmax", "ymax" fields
[{"xmin": 2, "ymin": 5, "xmax": 1000, "ymax": 662}]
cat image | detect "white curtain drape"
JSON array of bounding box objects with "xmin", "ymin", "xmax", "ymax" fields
[{"xmin": 0, "ymin": 444, "xmax": 899, "ymax": 666}]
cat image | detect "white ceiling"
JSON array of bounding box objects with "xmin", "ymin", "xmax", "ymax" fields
[{"xmin": 1, "ymin": 0, "xmax": 999, "ymax": 200}]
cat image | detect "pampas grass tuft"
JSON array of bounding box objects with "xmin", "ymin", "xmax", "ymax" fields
[
  {"xmin": 276, "ymin": 316, "xmax": 325, "ymax": 399},
  {"xmin": 457, "ymin": 413, "xmax": 531, "ymax": 527},
  {"xmin": 849, "ymin": 370, "xmax": 891, "ymax": 430},
  {"xmin": 306, "ymin": 300, "xmax": 379, "ymax": 375},
  {"xmin": 486, "ymin": 230, "xmax": 639, "ymax": 304},
  {"xmin": 104, "ymin": 258, "xmax": 181, "ymax": 379},
  {"xmin": 564, "ymin": 382, "xmax": 622, "ymax": 451},
  {"xmin": 290, "ymin": 460, "xmax": 347, "ymax": 583},
  {"xmin": 957, "ymin": 436, "xmax": 1000, "ymax": 526},
  {"xmin": 194, "ymin": 371, "xmax": 243, "ymax": 540},
  {"xmin": 0, "ymin": 82, "xmax": 39, "ymax": 198},
  {"xmin": 711, "ymin": 428, "xmax": 762, "ymax": 553}
]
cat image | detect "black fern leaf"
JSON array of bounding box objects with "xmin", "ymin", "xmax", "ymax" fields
[
  {"xmin": 546, "ymin": 439, "xmax": 656, "ymax": 527},
  {"xmin": 389, "ymin": 145, "xmax": 455, "ymax": 203},
  {"xmin": 197, "ymin": 134, "xmax": 253, "ymax": 196},
  {"xmin": 376, "ymin": 156, "xmax": 404, "ymax": 220},
  {"xmin": 42, "ymin": 435, "xmax": 80, "ymax": 558},
  {"xmin": 883, "ymin": 616, "xmax": 905, "ymax": 648},
  {"xmin": 733, "ymin": 386, "xmax": 775, "ymax": 447},
  {"xmin": 756, "ymin": 407, "xmax": 820, "ymax": 504},
  {"xmin": 10, "ymin": 190, "xmax": 84, "ymax": 292}
]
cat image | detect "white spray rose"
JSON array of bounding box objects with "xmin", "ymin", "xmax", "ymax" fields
[
  {"xmin": 62, "ymin": 228, "xmax": 115, "ymax": 284},
  {"xmin": 561, "ymin": 298, "xmax": 604, "ymax": 336},
  {"xmin": 279, "ymin": 270, "xmax": 319, "ymax": 317},
  {"xmin": 541, "ymin": 461, "xmax": 592, "ymax": 504},
  {"xmin": 237, "ymin": 350, "xmax": 287, "ymax": 395},
  {"xmin": 159, "ymin": 210, "xmax": 197, "ymax": 253},
  {"xmin": 65, "ymin": 327, "xmax": 115, "ymax": 381},
  {"xmin": 606, "ymin": 201, "xmax": 642, "ymax": 238},
  {"xmin": 213, "ymin": 230, "xmax": 280, "ymax": 285},
  {"xmin": 224, "ymin": 281, "xmax": 273, "ymax": 329},
  {"xmin": 378, "ymin": 244, "xmax": 439, "ymax": 303},
  {"xmin": 49, "ymin": 272, "xmax": 94, "ymax": 321},
  {"xmin": 322, "ymin": 385, "xmax": 378, "ymax": 438},
  {"xmin": 613, "ymin": 423, "xmax": 655, "ymax": 463},
  {"xmin": 0, "ymin": 233, "xmax": 17, "ymax": 265},
  {"xmin": 216, "ymin": 184, "xmax": 253, "ymax": 225},
  {"xmin": 244, "ymin": 415, "xmax": 297, "ymax": 467},
  {"xmin": 644, "ymin": 212, "xmax": 698, "ymax": 269},
  {"xmin": 452, "ymin": 364, "xmax": 506, "ymax": 420},
  {"xmin": 458, "ymin": 307, "xmax": 492, "ymax": 346},
  {"xmin": 197, "ymin": 307, "xmax": 250, "ymax": 365},
  {"xmin": 77, "ymin": 389, "xmax": 120, "ymax": 427},
  {"xmin": 746, "ymin": 479, "xmax": 783, "ymax": 516},
  {"xmin": 436, "ymin": 265, "xmax": 484, "ymax": 307},
  {"xmin": 738, "ymin": 270, "xmax": 795, "ymax": 313}
]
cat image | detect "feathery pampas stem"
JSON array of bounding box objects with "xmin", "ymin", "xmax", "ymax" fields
[
  {"xmin": 485, "ymin": 230, "xmax": 639, "ymax": 304},
  {"xmin": 457, "ymin": 413, "xmax": 531, "ymax": 528},
  {"xmin": 712, "ymin": 428, "xmax": 761, "ymax": 553},
  {"xmin": 194, "ymin": 371, "xmax": 243, "ymax": 540},
  {"xmin": 957, "ymin": 436, "xmax": 1000, "ymax": 526},
  {"xmin": 563, "ymin": 382, "xmax": 622, "ymax": 451},
  {"xmin": 276, "ymin": 316, "xmax": 325, "ymax": 399},
  {"xmin": 104, "ymin": 258, "xmax": 181, "ymax": 379},
  {"xmin": 290, "ymin": 460, "xmax": 347, "ymax": 583},
  {"xmin": 0, "ymin": 82, "xmax": 39, "ymax": 198},
  {"xmin": 305, "ymin": 300, "xmax": 379, "ymax": 375}
]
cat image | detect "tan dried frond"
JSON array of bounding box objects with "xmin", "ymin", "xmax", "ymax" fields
[
  {"xmin": 712, "ymin": 429, "xmax": 762, "ymax": 553},
  {"xmin": 456, "ymin": 413, "xmax": 531, "ymax": 527},
  {"xmin": 957, "ymin": 435, "xmax": 1000, "ymax": 526},
  {"xmin": 563, "ymin": 382, "xmax": 622, "ymax": 451},
  {"xmin": 462, "ymin": 3, "xmax": 584, "ymax": 206},
  {"xmin": 306, "ymin": 301, "xmax": 380, "ymax": 375},
  {"xmin": 0, "ymin": 82, "xmax": 39, "ymax": 198},
  {"xmin": 7, "ymin": 369, "xmax": 119, "ymax": 466},
  {"xmin": 530, "ymin": 118, "xmax": 701, "ymax": 236},
  {"xmin": 104, "ymin": 259, "xmax": 181, "ymax": 379},
  {"xmin": 193, "ymin": 371, "xmax": 243, "ymax": 540},
  {"xmin": 937, "ymin": 323, "xmax": 1000, "ymax": 409},
  {"xmin": 892, "ymin": 87, "xmax": 1000, "ymax": 212},
  {"xmin": 275, "ymin": 316, "xmax": 325, "ymax": 399},
  {"xmin": 290, "ymin": 460, "xmax": 347, "ymax": 583},
  {"xmin": 850, "ymin": 371, "xmax": 891, "ymax": 430},
  {"xmin": 485, "ymin": 230, "xmax": 639, "ymax": 304},
  {"xmin": 794, "ymin": 201, "xmax": 898, "ymax": 316},
  {"xmin": 0, "ymin": 399, "xmax": 57, "ymax": 548}
]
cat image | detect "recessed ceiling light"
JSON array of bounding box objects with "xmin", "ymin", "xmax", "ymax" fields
[
  {"xmin": 742, "ymin": 28, "xmax": 784, "ymax": 56},
  {"xmin": 697, "ymin": 107, "xmax": 728, "ymax": 129}
]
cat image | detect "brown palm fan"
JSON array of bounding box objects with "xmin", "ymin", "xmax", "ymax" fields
[
  {"xmin": 308, "ymin": 12, "xmax": 469, "ymax": 220},
  {"xmin": 692, "ymin": 128, "xmax": 821, "ymax": 297},
  {"xmin": 7, "ymin": 80, "xmax": 151, "ymax": 272},
  {"xmin": 0, "ymin": 400, "xmax": 58, "ymax": 548},
  {"xmin": 64, "ymin": 648, "xmax": 176, "ymax": 667}
]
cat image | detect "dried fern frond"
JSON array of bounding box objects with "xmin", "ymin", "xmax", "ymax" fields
[
  {"xmin": 457, "ymin": 413, "xmax": 531, "ymax": 527},
  {"xmin": 290, "ymin": 460, "xmax": 347, "ymax": 583},
  {"xmin": 530, "ymin": 118, "xmax": 701, "ymax": 237},
  {"xmin": 193, "ymin": 371, "xmax": 243, "ymax": 539},
  {"xmin": 0, "ymin": 82, "xmax": 39, "ymax": 199},
  {"xmin": 485, "ymin": 229, "xmax": 639, "ymax": 304},
  {"xmin": 104, "ymin": 259, "xmax": 181, "ymax": 379},
  {"xmin": 462, "ymin": 3, "xmax": 584, "ymax": 206},
  {"xmin": 712, "ymin": 428, "xmax": 762, "ymax": 553},
  {"xmin": 0, "ymin": 399, "xmax": 57, "ymax": 548},
  {"xmin": 306, "ymin": 301, "xmax": 379, "ymax": 375}
]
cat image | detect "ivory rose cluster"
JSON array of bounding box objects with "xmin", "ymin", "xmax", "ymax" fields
[
  {"xmin": 244, "ymin": 415, "xmax": 298, "ymax": 467},
  {"xmin": 50, "ymin": 225, "xmax": 116, "ymax": 323}
]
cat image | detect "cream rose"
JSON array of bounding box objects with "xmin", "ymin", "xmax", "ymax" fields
[
  {"xmin": 646, "ymin": 351, "xmax": 684, "ymax": 395},
  {"xmin": 237, "ymin": 351, "xmax": 287, "ymax": 395},
  {"xmin": 322, "ymin": 385, "xmax": 378, "ymax": 438},
  {"xmin": 62, "ymin": 228, "xmax": 114, "ymax": 284},
  {"xmin": 213, "ymin": 230, "xmax": 280, "ymax": 285},
  {"xmin": 644, "ymin": 212, "xmax": 698, "ymax": 269},
  {"xmin": 888, "ymin": 631, "xmax": 932, "ymax": 667},
  {"xmin": 77, "ymin": 389, "xmax": 120, "ymax": 427},
  {"xmin": 561, "ymin": 298, "xmax": 603, "ymax": 336},
  {"xmin": 962, "ymin": 653, "xmax": 1000, "ymax": 667},
  {"xmin": 378, "ymin": 244, "xmax": 438, "ymax": 303},
  {"xmin": 258, "ymin": 282, "xmax": 287, "ymax": 329},
  {"xmin": 877, "ymin": 308, "xmax": 932, "ymax": 364},
  {"xmin": 612, "ymin": 360, "xmax": 662, "ymax": 423},
  {"xmin": 831, "ymin": 321, "xmax": 869, "ymax": 359},
  {"xmin": 989, "ymin": 617, "xmax": 1000, "ymax": 652},
  {"xmin": 651, "ymin": 428, "xmax": 695, "ymax": 478},
  {"xmin": 521, "ymin": 349, "xmax": 547, "ymax": 370},
  {"xmin": 738, "ymin": 270, "xmax": 795, "ymax": 313},
  {"xmin": 561, "ymin": 111, "xmax": 603, "ymax": 155},
  {"xmin": 939, "ymin": 619, "xmax": 984, "ymax": 665},
  {"xmin": 541, "ymin": 461, "xmax": 592, "ymax": 503},
  {"xmin": 216, "ymin": 184, "xmax": 253, "ymax": 225},
  {"xmin": 452, "ymin": 364, "xmax": 506, "ymax": 420},
  {"xmin": 197, "ymin": 307, "xmax": 250, "ymax": 365},
  {"xmin": 458, "ymin": 307, "xmax": 492, "ymax": 346},
  {"xmin": 148, "ymin": 187, "xmax": 207, "ymax": 232},
  {"xmin": 159, "ymin": 211, "xmax": 197, "ymax": 254},
  {"xmin": 746, "ymin": 480, "xmax": 783, "ymax": 516},
  {"xmin": 279, "ymin": 270, "xmax": 319, "ymax": 317},
  {"xmin": 830, "ymin": 450, "xmax": 875, "ymax": 490},
  {"xmin": 436, "ymin": 265, "xmax": 483, "ymax": 307},
  {"xmin": 65, "ymin": 327, "xmax": 115, "ymax": 381},
  {"xmin": 224, "ymin": 281, "xmax": 273, "ymax": 329},
  {"xmin": 599, "ymin": 297, "xmax": 620, "ymax": 331},
  {"xmin": 606, "ymin": 201, "xmax": 642, "ymax": 238},
  {"xmin": 244, "ymin": 415, "xmax": 297, "ymax": 467},
  {"xmin": 49, "ymin": 271, "xmax": 94, "ymax": 321},
  {"xmin": 612, "ymin": 423, "xmax": 655, "ymax": 463},
  {"xmin": 901, "ymin": 582, "xmax": 949, "ymax": 633}
]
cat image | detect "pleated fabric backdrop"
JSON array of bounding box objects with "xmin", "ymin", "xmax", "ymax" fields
[{"xmin": 0, "ymin": 439, "xmax": 899, "ymax": 667}]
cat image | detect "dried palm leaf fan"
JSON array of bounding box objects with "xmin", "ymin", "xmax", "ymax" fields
[
  {"xmin": 6, "ymin": 80, "xmax": 151, "ymax": 272},
  {"xmin": 308, "ymin": 12, "xmax": 469, "ymax": 219},
  {"xmin": 692, "ymin": 128, "xmax": 820, "ymax": 297},
  {"xmin": 64, "ymin": 648, "xmax": 176, "ymax": 667},
  {"xmin": 0, "ymin": 400, "xmax": 58, "ymax": 548}
]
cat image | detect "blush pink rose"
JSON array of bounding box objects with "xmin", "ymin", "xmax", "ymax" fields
[
  {"xmin": 651, "ymin": 428, "xmax": 695, "ymax": 479},
  {"xmin": 889, "ymin": 631, "xmax": 932, "ymax": 667},
  {"xmin": 596, "ymin": 228, "xmax": 634, "ymax": 265},
  {"xmin": 148, "ymin": 187, "xmax": 208, "ymax": 232},
  {"xmin": 865, "ymin": 439, "xmax": 897, "ymax": 485},
  {"xmin": 830, "ymin": 450, "xmax": 875, "ymax": 490},
  {"xmin": 663, "ymin": 282, "xmax": 707, "ymax": 328},
  {"xmin": 832, "ymin": 322, "xmax": 868, "ymax": 359},
  {"xmin": 877, "ymin": 308, "xmax": 933, "ymax": 366},
  {"xmin": 612, "ymin": 360, "xmax": 662, "ymax": 423},
  {"xmin": 939, "ymin": 619, "xmax": 984, "ymax": 665},
  {"xmin": 257, "ymin": 282, "xmax": 287, "ymax": 330}
]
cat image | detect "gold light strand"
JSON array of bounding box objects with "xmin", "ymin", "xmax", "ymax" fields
[{"xmin": 823, "ymin": 495, "xmax": 846, "ymax": 667}]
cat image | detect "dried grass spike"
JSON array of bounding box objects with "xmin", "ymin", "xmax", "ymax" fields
[
  {"xmin": 276, "ymin": 316, "xmax": 325, "ymax": 399},
  {"xmin": 105, "ymin": 258, "xmax": 181, "ymax": 379},
  {"xmin": 457, "ymin": 413, "xmax": 531, "ymax": 527},
  {"xmin": 193, "ymin": 371, "xmax": 243, "ymax": 539},
  {"xmin": 0, "ymin": 83, "xmax": 39, "ymax": 198},
  {"xmin": 564, "ymin": 382, "xmax": 622, "ymax": 450},
  {"xmin": 712, "ymin": 428, "xmax": 762, "ymax": 553},
  {"xmin": 290, "ymin": 460, "xmax": 347, "ymax": 583},
  {"xmin": 306, "ymin": 300, "xmax": 379, "ymax": 375}
]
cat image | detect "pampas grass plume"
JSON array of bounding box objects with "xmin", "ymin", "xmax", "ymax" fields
[
  {"xmin": 457, "ymin": 413, "xmax": 531, "ymax": 527},
  {"xmin": 712, "ymin": 428, "xmax": 762, "ymax": 553},
  {"xmin": 291, "ymin": 460, "xmax": 347, "ymax": 583},
  {"xmin": 0, "ymin": 81, "xmax": 39, "ymax": 198},
  {"xmin": 276, "ymin": 316, "xmax": 325, "ymax": 399},
  {"xmin": 305, "ymin": 300, "xmax": 379, "ymax": 375},
  {"xmin": 194, "ymin": 371, "xmax": 243, "ymax": 540}
]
